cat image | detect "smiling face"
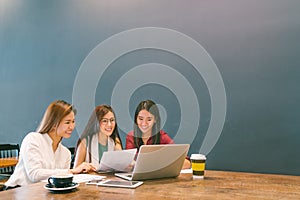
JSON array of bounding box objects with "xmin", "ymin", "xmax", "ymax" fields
[
  {"xmin": 137, "ymin": 109, "xmax": 156, "ymax": 136},
  {"xmin": 99, "ymin": 111, "xmax": 116, "ymax": 137},
  {"xmin": 56, "ymin": 111, "xmax": 76, "ymax": 139}
]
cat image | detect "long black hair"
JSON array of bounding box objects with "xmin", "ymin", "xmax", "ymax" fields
[{"xmin": 133, "ymin": 100, "xmax": 161, "ymax": 148}]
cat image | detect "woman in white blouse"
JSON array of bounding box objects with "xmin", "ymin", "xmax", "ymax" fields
[{"xmin": 4, "ymin": 100, "xmax": 96, "ymax": 189}]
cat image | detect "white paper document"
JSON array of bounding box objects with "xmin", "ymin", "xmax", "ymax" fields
[
  {"xmin": 180, "ymin": 168, "xmax": 192, "ymax": 174},
  {"xmin": 98, "ymin": 149, "xmax": 137, "ymax": 172},
  {"xmin": 41, "ymin": 174, "xmax": 106, "ymax": 183},
  {"xmin": 73, "ymin": 174, "xmax": 106, "ymax": 183}
]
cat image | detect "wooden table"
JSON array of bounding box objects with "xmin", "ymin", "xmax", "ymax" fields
[
  {"xmin": 0, "ymin": 157, "xmax": 18, "ymax": 168},
  {"xmin": 1, "ymin": 170, "xmax": 300, "ymax": 200}
]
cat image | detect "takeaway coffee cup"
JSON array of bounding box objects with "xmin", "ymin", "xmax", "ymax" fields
[
  {"xmin": 48, "ymin": 174, "xmax": 73, "ymax": 188},
  {"xmin": 190, "ymin": 154, "xmax": 206, "ymax": 179}
]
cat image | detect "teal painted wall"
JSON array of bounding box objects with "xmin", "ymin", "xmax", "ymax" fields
[{"xmin": 1, "ymin": 0, "xmax": 299, "ymax": 175}]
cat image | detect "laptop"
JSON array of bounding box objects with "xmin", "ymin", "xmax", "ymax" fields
[{"xmin": 115, "ymin": 144, "xmax": 190, "ymax": 181}]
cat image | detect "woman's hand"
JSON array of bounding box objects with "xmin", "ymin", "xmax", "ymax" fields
[
  {"xmin": 69, "ymin": 162, "xmax": 97, "ymax": 174},
  {"xmin": 124, "ymin": 160, "xmax": 136, "ymax": 172},
  {"xmin": 182, "ymin": 159, "xmax": 191, "ymax": 169}
]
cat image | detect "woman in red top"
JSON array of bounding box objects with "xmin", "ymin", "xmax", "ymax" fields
[{"xmin": 126, "ymin": 100, "xmax": 191, "ymax": 169}]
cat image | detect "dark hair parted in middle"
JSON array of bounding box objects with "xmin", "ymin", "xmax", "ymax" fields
[{"xmin": 133, "ymin": 99, "xmax": 161, "ymax": 148}]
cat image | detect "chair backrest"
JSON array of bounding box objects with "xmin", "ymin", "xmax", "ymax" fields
[
  {"xmin": 68, "ymin": 147, "xmax": 75, "ymax": 169},
  {"xmin": 0, "ymin": 144, "xmax": 20, "ymax": 174}
]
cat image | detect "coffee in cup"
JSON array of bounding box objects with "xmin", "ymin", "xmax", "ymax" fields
[
  {"xmin": 190, "ymin": 154, "xmax": 206, "ymax": 179},
  {"xmin": 48, "ymin": 174, "xmax": 73, "ymax": 188}
]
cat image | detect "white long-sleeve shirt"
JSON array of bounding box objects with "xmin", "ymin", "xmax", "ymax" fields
[{"xmin": 5, "ymin": 132, "xmax": 71, "ymax": 187}]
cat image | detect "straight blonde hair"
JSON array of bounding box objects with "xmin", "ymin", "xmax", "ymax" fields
[{"xmin": 36, "ymin": 100, "xmax": 76, "ymax": 134}]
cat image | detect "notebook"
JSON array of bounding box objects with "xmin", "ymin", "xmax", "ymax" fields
[
  {"xmin": 115, "ymin": 144, "xmax": 190, "ymax": 181},
  {"xmin": 97, "ymin": 148, "xmax": 137, "ymax": 172}
]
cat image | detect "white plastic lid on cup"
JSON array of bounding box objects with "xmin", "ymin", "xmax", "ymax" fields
[{"xmin": 190, "ymin": 154, "xmax": 206, "ymax": 160}]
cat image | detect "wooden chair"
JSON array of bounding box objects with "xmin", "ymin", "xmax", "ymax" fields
[
  {"xmin": 0, "ymin": 144, "xmax": 20, "ymax": 191},
  {"xmin": 0, "ymin": 144, "xmax": 20, "ymax": 175}
]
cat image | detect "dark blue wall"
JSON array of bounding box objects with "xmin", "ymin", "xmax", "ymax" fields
[{"xmin": 1, "ymin": 0, "xmax": 299, "ymax": 175}]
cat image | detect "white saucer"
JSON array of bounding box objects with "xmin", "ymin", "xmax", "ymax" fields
[{"xmin": 44, "ymin": 182, "xmax": 79, "ymax": 192}]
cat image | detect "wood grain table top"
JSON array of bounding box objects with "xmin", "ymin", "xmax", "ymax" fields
[{"xmin": 1, "ymin": 170, "xmax": 300, "ymax": 200}]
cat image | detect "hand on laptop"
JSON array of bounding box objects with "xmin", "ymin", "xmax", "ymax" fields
[
  {"xmin": 124, "ymin": 160, "xmax": 136, "ymax": 172},
  {"xmin": 182, "ymin": 159, "xmax": 192, "ymax": 169}
]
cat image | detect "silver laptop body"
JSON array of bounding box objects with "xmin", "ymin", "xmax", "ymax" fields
[{"xmin": 115, "ymin": 144, "xmax": 190, "ymax": 181}]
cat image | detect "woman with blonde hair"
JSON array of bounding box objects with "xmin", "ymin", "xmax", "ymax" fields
[{"xmin": 4, "ymin": 100, "xmax": 95, "ymax": 190}]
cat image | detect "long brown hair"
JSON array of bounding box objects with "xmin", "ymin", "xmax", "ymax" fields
[
  {"xmin": 76, "ymin": 105, "xmax": 122, "ymax": 162},
  {"xmin": 37, "ymin": 100, "xmax": 76, "ymax": 134}
]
